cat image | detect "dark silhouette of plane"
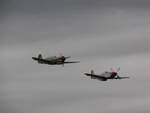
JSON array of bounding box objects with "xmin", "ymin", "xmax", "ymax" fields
[
  {"xmin": 32, "ymin": 54, "xmax": 80, "ymax": 66},
  {"xmin": 84, "ymin": 68, "xmax": 129, "ymax": 81}
]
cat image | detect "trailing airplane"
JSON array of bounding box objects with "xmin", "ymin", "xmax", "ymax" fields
[
  {"xmin": 84, "ymin": 68, "xmax": 129, "ymax": 81},
  {"xmin": 32, "ymin": 54, "xmax": 80, "ymax": 66}
]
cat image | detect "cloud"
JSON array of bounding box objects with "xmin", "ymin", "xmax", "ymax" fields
[{"xmin": 1, "ymin": 1, "xmax": 150, "ymax": 113}]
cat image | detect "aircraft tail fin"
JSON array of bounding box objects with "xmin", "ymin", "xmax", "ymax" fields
[
  {"xmin": 38, "ymin": 54, "xmax": 42, "ymax": 59},
  {"xmin": 38, "ymin": 54, "xmax": 43, "ymax": 63},
  {"xmin": 91, "ymin": 70, "xmax": 94, "ymax": 75}
]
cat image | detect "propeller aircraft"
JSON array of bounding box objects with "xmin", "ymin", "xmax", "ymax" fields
[
  {"xmin": 32, "ymin": 54, "xmax": 80, "ymax": 66},
  {"xmin": 84, "ymin": 68, "xmax": 129, "ymax": 81}
]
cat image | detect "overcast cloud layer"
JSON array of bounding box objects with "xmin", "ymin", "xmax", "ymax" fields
[{"xmin": 1, "ymin": 0, "xmax": 150, "ymax": 113}]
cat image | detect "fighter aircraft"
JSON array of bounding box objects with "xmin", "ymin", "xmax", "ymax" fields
[
  {"xmin": 32, "ymin": 54, "xmax": 80, "ymax": 66},
  {"xmin": 84, "ymin": 68, "xmax": 129, "ymax": 81}
]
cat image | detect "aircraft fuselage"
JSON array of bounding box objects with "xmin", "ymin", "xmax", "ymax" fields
[{"xmin": 32, "ymin": 57, "xmax": 65, "ymax": 65}]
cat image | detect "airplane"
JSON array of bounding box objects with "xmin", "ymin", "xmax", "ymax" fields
[
  {"xmin": 84, "ymin": 68, "xmax": 129, "ymax": 81},
  {"xmin": 32, "ymin": 54, "xmax": 80, "ymax": 66}
]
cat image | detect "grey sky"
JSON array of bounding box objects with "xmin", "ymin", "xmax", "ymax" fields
[{"xmin": 1, "ymin": 0, "xmax": 150, "ymax": 113}]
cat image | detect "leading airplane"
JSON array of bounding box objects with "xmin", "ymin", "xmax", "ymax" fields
[
  {"xmin": 84, "ymin": 68, "xmax": 129, "ymax": 81},
  {"xmin": 32, "ymin": 54, "xmax": 80, "ymax": 66}
]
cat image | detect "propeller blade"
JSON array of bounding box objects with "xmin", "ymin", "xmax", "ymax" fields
[
  {"xmin": 117, "ymin": 67, "xmax": 120, "ymax": 72},
  {"xmin": 110, "ymin": 68, "xmax": 115, "ymax": 72},
  {"xmin": 111, "ymin": 67, "xmax": 120, "ymax": 72},
  {"xmin": 59, "ymin": 53, "xmax": 63, "ymax": 57},
  {"xmin": 59, "ymin": 53, "xmax": 71, "ymax": 59},
  {"xmin": 65, "ymin": 56, "xmax": 71, "ymax": 59}
]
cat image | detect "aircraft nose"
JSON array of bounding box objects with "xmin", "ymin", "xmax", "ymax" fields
[{"xmin": 62, "ymin": 56, "xmax": 66, "ymax": 60}]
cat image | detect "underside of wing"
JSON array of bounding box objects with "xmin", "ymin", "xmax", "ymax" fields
[
  {"xmin": 92, "ymin": 75, "xmax": 107, "ymax": 81},
  {"xmin": 64, "ymin": 61, "xmax": 80, "ymax": 64},
  {"xmin": 85, "ymin": 73, "xmax": 107, "ymax": 81},
  {"xmin": 118, "ymin": 76, "xmax": 130, "ymax": 79}
]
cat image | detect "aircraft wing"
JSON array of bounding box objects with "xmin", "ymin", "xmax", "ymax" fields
[
  {"xmin": 116, "ymin": 76, "xmax": 130, "ymax": 79},
  {"xmin": 84, "ymin": 73, "xmax": 107, "ymax": 81},
  {"xmin": 64, "ymin": 61, "xmax": 80, "ymax": 64}
]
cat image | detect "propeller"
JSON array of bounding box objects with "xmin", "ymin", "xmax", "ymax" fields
[
  {"xmin": 110, "ymin": 68, "xmax": 115, "ymax": 72},
  {"xmin": 110, "ymin": 67, "xmax": 120, "ymax": 73},
  {"xmin": 117, "ymin": 67, "xmax": 120, "ymax": 72},
  {"xmin": 65, "ymin": 56, "xmax": 71, "ymax": 59},
  {"xmin": 58, "ymin": 53, "xmax": 65, "ymax": 60},
  {"xmin": 110, "ymin": 67, "xmax": 120, "ymax": 78},
  {"xmin": 58, "ymin": 53, "xmax": 71, "ymax": 63},
  {"xmin": 59, "ymin": 53, "xmax": 71, "ymax": 60}
]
